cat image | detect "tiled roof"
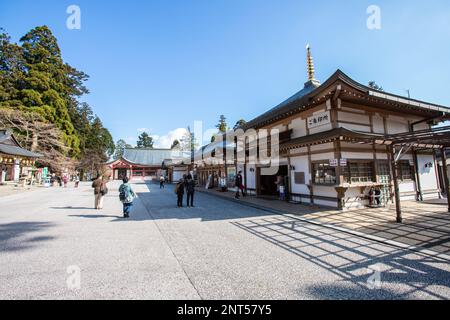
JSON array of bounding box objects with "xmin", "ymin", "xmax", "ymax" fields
[
  {"xmin": 122, "ymin": 148, "xmax": 190, "ymax": 166},
  {"xmin": 0, "ymin": 130, "xmax": 42, "ymax": 158}
]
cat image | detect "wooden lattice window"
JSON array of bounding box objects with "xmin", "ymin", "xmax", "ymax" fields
[{"xmin": 313, "ymin": 161, "xmax": 336, "ymax": 185}]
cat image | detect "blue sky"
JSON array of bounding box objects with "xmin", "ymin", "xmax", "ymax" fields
[{"xmin": 1, "ymin": 0, "xmax": 450, "ymax": 147}]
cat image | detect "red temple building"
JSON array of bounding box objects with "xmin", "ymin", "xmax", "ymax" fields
[{"xmin": 107, "ymin": 148, "xmax": 191, "ymax": 182}]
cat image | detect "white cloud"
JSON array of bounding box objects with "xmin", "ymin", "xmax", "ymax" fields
[
  {"xmin": 153, "ymin": 128, "xmax": 189, "ymax": 149},
  {"xmin": 137, "ymin": 128, "xmax": 150, "ymax": 133}
]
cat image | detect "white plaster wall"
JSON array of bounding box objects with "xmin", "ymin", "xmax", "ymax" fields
[
  {"xmin": 246, "ymin": 165, "xmax": 256, "ymax": 189},
  {"xmin": 376, "ymin": 153, "xmax": 388, "ymax": 160},
  {"xmin": 417, "ymin": 154, "xmax": 439, "ymax": 192},
  {"xmin": 309, "ymin": 123, "xmax": 333, "ymax": 135},
  {"xmin": 313, "ymin": 185, "xmax": 336, "ymax": 198},
  {"xmin": 341, "ymin": 152, "xmax": 374, "ymax": 160},
  {"xmin": 372, "ymin": 114, "xmax": 385, "ymax": 134},
  {"xmin": 290, "ymin": 118, "xmax": 307, "ymax": 139},
  {"xmin": 399, "ymin": 181, "xmax": 415, "ymax": 193},
  {"xmin": 338, "ymin": 111, "xmax": 371, "ymax": 125},
  {"xmin": 311, "ymin": 152, "xmax": 335, "ymax": 161},
  {"xmin": 290, "ymin": 156, "xmax": 310, "ymax": 196},
  {"xmin": 386, "ymin": 116, "xmax": 409, "ymax": 134}
]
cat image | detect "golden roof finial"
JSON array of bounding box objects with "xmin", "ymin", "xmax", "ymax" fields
[{"xmin": 306, "ymin": 44, "xmax": 315, "ymax": 81}]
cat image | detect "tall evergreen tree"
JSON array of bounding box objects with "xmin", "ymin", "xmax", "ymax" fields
[
  {"xmin": 114, "ymin": 139, "xmax": 132, "ymax": 159},
  {"xmin": 0, "ymin": 26, "xmax": 114, "ymax": 175},
  {"xmin": 137, "ymin": 132, "xmax": 154, "ymax": 149},
  {"xmin": 216, "ymin": 115, "xmax": 228, "ymax": 133}
]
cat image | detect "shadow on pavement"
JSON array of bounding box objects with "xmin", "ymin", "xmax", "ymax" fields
[
  {"xmin": 68, "ymin": 214, "xmax": 121, "ymax": 219},
  {"xmin": 51, "ymin": 206, "xmax": 93, "ymax": 210},
  {"xmin": 0, "ymin": 221, "xmax": 56, "ymax": 252},
  {"xmin": 232, "ymin": 216, "xmax": 450, "ymax": 300}
]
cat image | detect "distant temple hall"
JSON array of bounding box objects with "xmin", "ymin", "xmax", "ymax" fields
[{"xmin": 107, "ymin": 148, "xmax": 191, "ymax": 182}]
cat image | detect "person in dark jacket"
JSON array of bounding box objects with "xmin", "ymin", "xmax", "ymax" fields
[
  {"xmin": 186, "ymin": 174, "xmax": 195, "ymax": 207},
  {"xmin": 235, "ymin": 171, "xmax": 245, "ymax": 199},
  {"xmin": 175, "ymin": 179, "xmax": 185, "ymax": 208}
]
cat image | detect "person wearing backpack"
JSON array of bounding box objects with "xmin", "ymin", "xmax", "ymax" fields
[{"xmin": 119, "ymin": 177, "xmax": 136, "ymax": 218}]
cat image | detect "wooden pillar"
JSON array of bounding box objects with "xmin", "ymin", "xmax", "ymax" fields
[
  {"xmin": 440, "ymin": 148, "xmax": 450, "ymax": 212},
  {"xmin": 410, "ymin": 149, "xmax": 423, "ymax": 202},
  {"xmin": 389, "ymin": 146, "xmax": 402, "ymax": 223}
]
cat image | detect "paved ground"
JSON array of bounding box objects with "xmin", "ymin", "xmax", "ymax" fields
[
  {"xmin": 0, "ymin": 184, "xmax": 42, "ymax": 198},
  {"xmin": 1, "ymin": 181, "xmax": 450, "ymax": 300},
  {"xmin": 200, "ymin": 188, "xmax": 450, "ymax": 255}
]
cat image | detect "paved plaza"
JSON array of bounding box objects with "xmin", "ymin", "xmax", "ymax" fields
[
  {"xmin": 201, "ymin": 189, "xmax": 450, "ymax": 256},
  {"xmin": 1, "ymin": 182, "xmax": 450, "ymax": 300}
]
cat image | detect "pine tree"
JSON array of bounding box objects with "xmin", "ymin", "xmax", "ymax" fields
[
  {"xmin": 137, "ymin": 132, "xmax": 154, "ymax": 149},
  {"xmin": 216, "ymin": 115, "xmax": 228, "ymax": 133}
]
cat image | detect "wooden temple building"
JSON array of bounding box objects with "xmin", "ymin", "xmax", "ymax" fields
[
  {"xmin": 194, "ymin": 46, "xmax": 450, "ymax": 222},
  {"xmin": 0, "ymin": 130, "xmax": 42, "ymax": 184},
  {"xmin": 107, "ymin": 148, "xmax": 191, "ymax": 182}
]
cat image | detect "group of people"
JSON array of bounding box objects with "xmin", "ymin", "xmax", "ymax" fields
[
  {"xmin": 368, "ymin": 187, "xmax": 382, "ymax": 207},
  {"xmin": 175, "ymin": 174, "xmax": 196, "ymax": 208},
  {"xmin": 50, "ymin": 173, "xmax": 80, "ymax": 188}
]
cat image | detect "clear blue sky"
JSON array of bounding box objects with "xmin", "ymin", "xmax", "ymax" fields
[{"xmin": 1, "ymin": 0, "xmax": 450, "ymax": 147}]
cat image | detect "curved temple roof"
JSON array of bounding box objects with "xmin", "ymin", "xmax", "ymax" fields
[
  {"xmin": 243, "ymin": 69, "xmax": 450, "ymax": 130},
  {"xmin": 0, "ymin": 130, "xmax": 42, "ymax": 158}
]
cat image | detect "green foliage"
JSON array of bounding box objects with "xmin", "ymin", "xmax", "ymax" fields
[
  {"xmin": 216, "ymin": 115, "xmax": 228, "ymax": 133},
  {"xmin": 114, "ymin": 139, "xmax": 132, "ymax": 160},
  {"xmin": 137, "ymin": 132, "xmax": 154, "ymax": 149},
  {"xmin": 233, "ymin": 119, "xmax": 246, "ymax": 130},
  {"xmin": 0, "ymin": 26, "xmax": 113, "ymax": 173}
]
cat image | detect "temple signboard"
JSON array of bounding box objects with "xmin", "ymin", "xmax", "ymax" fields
[{"xmin": 308, "ymin": 111, "xmax": 331, "ymax": 129}]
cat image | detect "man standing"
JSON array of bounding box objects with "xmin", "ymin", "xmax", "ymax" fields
[
  {"xmin": 175, "ymin": 179, "xmax": 185, "ymax": 208},
  {"xmin": 186, "ymin": 174, "xmax": 196, "ymax": 208},
  {"xmin": 160, "ymin": 175, "xmax": 165, "ymax": 189},
  {"xmin": 235, "ymin": 171, "xmax": 245, "ymax": 199}
]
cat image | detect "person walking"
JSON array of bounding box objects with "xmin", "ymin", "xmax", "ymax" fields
[
  {"xmin": 159, "ymin": 175, "xmax": 165, "ymax": 189},
  {"xmin": 186, "ymin": 174, "xmax": 196, "ymax": 207},
  {"xmin": 92, "ymin": 174, "xmax": 107, "ymax": 210},
  {"xmin": 235, "ymin": 171, "xmax": 245, "ymax": 199},
  {"xmin": 175, "ymin": 179, "xmax": 185, "ymax": 208},
  {"xmin": 119, "ymin": 177, "xmax": 136, "ymax": 218},
  {"xmin": 74, "ymin": 174, "xmax": 80, "ymax": 188}
]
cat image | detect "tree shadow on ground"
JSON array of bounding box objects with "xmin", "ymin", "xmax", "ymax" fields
[
  {"xmin": 0, "ymin": 221, "xmax": 55, "ymax": 252},
  {"xmin": 68, "ymin": 214, "xmax": 121, "ymax": 219},
  {"xmin": 51, "ymin": 206, "xmax": 92, "ymax": 210},
  {"xmin": 232, "ymin": 216, "xmax": 450, "ymax": 300}
]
